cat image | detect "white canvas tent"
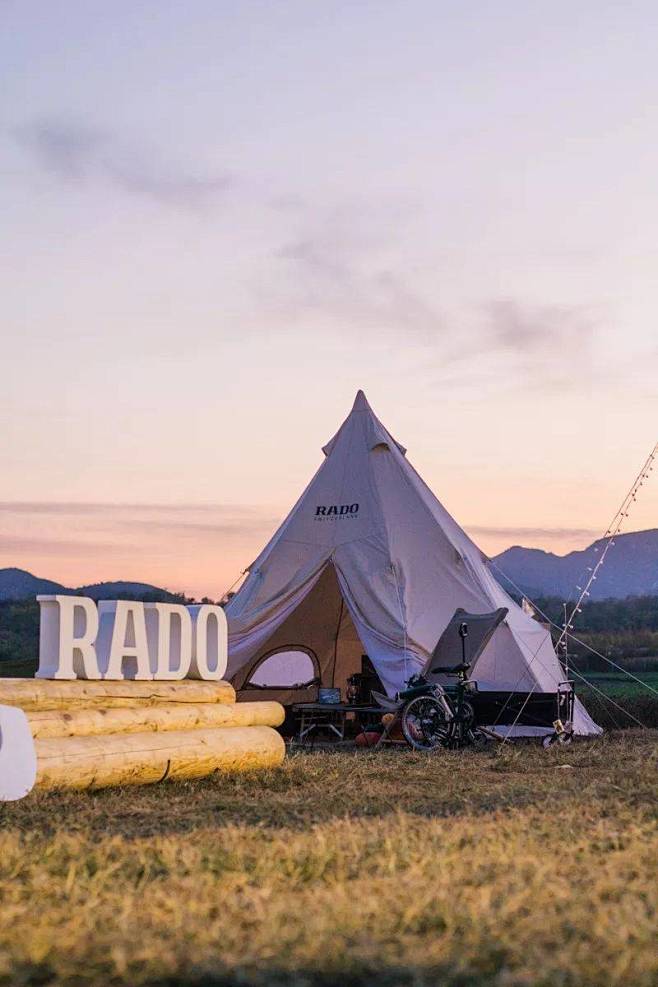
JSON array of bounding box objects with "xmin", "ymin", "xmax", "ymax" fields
[{"xmin": 226, "ymin": 391, "xmax": 600, "ymax": 736}]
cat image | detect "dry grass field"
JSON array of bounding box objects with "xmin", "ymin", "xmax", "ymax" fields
[{"xmin": 1, "ymin": 732, "xmax": 657, "ymax": 987}]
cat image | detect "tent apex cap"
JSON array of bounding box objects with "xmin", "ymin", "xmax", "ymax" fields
[{"xmin": 351, "ymin": 389, "xmax": 370, "ymax": 411}]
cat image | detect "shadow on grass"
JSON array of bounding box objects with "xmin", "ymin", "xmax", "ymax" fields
[
  {"xmin": 140, "ymin": 968, "xmax": 481, "ymax": 987},
  {"xmin": 8, "ymin": 957, "xmax": 514, "ymax": 987}
]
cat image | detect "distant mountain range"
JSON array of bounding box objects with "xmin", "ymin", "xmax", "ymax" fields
[
  {"xmin": 0, "ymin": 568, "xmax": 169, "ymax": 603},
  {"xmin": 3, "ymin": 528, "xmax": 658, "ymax": 605},
  {"xmin": 492, "ymin": 529, "xmax": 658, "ymax": 600}
]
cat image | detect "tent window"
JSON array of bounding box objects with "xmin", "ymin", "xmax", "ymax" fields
[{"xmin": 248, "ymin": 648, "xmax": 318, "ymax": 688}]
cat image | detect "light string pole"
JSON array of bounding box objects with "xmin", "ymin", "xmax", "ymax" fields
[{"xmin": 560, "ymin": 602, "xmax": 569, "ymax": 679}]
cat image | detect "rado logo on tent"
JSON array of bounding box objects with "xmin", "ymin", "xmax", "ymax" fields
[{"xmin": 315, "ymin": 503, "xmax": 359, "ymax": 521}]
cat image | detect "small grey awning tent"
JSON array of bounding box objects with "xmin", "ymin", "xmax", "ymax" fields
[{"xmin": 226, "ymin": 391, "xmax": 600, "ymax": 736}]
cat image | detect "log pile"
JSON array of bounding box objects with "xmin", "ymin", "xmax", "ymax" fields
[{"xmin": 0, "ymin": 679, "xmax": 285, "ymax": 791}]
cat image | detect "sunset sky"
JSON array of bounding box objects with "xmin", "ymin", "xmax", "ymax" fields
[{"xmin": 1, "ymin": 1, "xmax": 657, "ymax": 600}]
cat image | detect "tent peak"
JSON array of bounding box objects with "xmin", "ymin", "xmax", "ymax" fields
[
  {"xmin": 322, "ymin": 390, "xmax": 407, "ymax": 458},
  {"xmin": 351, "ymin": 389, "xmax": 370, "ymax": 412}
]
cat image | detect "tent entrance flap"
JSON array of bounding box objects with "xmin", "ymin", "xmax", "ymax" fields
[{"xmin": 233, "ymin": 563, "xmax": 371, "ymax": 704}]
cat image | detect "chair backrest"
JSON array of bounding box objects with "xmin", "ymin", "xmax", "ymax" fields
[{"xmin": 421, "ymin": 607, "xmax": 508, "ymax": 685}]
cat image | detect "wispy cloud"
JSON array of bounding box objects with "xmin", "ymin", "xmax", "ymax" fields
[
  {"xmin": 428, "ymin": 296, "xmax": 602, "ymax": 396},
  {"xmin": 0, "ymin": 502, "xmax": 280, "ymax": 597},
  {"xmin": 0, "ymin": 533, "xmax": 120, "ymax": 557},
  {"xmin": 14, "ymin": 119, "xmax": 233, "ymax": 210},
  {"xmin": 270, "ymin": 201, "xmax": 601, "ymax": 379},
  {"xmin": 0, "ymin": 501, "xmax": 278, "ymax": 537},
  {"xmin": 114, "ymin": 516, "xmax": 279, "ymax": 539},
  {"xmin": 467, "ymin": 525, "xmax": 600, "ymax": 544},
  {"xmin": 482, "ymin": 298, "xmax": 596, "ymax": 357},
  {"xmin": 0, "ymin": 501, "xmax": 267, "ymax": 516},
  {"xmin": 274, "ymin": 212, "xmax": 443, "ymax": 343}
]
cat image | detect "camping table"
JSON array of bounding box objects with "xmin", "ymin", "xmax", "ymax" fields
[{"xmin": 291, "ymin": 702, "xmax": 384, "ymax": 745}]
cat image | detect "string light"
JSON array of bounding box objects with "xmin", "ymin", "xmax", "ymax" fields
[{"xmin": 555, "ymin": 439, "xmax": 658, "ymax": 658}]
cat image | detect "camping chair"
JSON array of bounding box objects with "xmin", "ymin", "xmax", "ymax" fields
[{"xmin": 373, "ymin": 607, "xmax": 509, "ymax": 747}]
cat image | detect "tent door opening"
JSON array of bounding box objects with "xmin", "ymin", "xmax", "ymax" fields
[{"xmin": 234, "ymin": 563, "xmax": 384, "ymax": 706}]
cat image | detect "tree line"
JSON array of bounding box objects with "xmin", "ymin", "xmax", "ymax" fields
[{"xmin": 525, "ymin": 595, "xmax": 658, "ymax": 668}]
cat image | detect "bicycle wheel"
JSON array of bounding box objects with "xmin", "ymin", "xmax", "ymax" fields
[
  {"xmin": 542, "ymin": 730, "xmax": 573, "ymax": 749},
  {"xmin": 401, "ymin": 695, "xmax": 452, "ymax": 751}
]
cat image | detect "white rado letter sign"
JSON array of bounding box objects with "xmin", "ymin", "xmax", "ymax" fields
[{"xmin": 36, "ymin": 595, "xmax": 228, "ymax": 681}]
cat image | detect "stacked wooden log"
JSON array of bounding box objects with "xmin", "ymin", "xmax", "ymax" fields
[{"xmin": 0, "ymin": 679, "xmax": 285, "ymax": 791}]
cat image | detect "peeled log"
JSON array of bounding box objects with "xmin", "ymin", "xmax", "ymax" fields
[
  {"xmin": 28, "ymin": 701, "xmax": 285, "ymax": 739},
  {"xmin": 35, "ymin": 725, "xmax": 285, "ymax": 790},
  {"xmin": 0, "ymin": 679, "xmax": 236, "ymax": 711}
]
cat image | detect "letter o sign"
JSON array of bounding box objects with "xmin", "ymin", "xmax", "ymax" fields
[{"xmin": 189, "ymin": 605, "xmax": 228, "ymax": 680}]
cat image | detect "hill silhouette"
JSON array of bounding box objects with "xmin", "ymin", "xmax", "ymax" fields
[
  {"xmin": 0, "ymin": 568, "xmax": 172, "ymax": 602},
  {"xmin": 4, "ymin": 530, "xmax": 658, "ymax": 605},
  {"xmin": 492, "ymin": 529, "xmax": 658, "ymax": 600}
]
